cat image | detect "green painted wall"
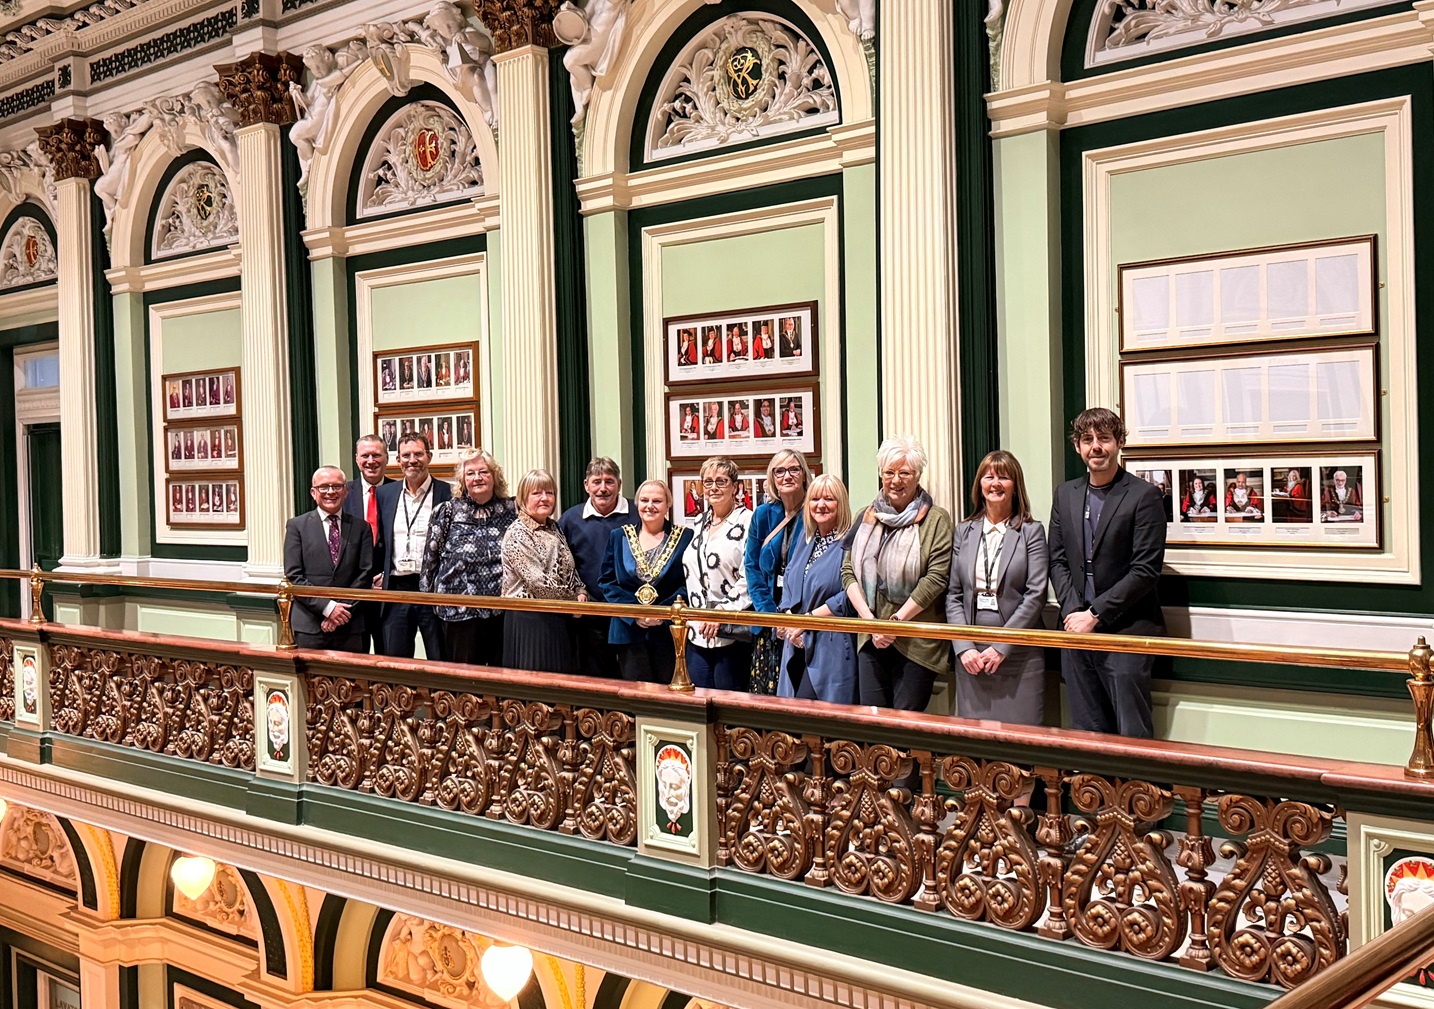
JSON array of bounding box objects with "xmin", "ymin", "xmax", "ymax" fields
[
  {"xmin": 584, "ymin": 211, "xmax": 635, "ymax": 480},
  {"xmin": 368, "ymin": 274, "xmax": 484, "ymax": 353},
  {"xmin": 311, "ymin": 257, "xmax": 352, "ymax": 467},
  {"xmin": 660, "ymin": 223, "xmax": 825, "ymax": 320},
  {"xmin": 158, "ymin": 307, "xmax": 242, "ymax": 373},
  {"xmin": 841, "ymin": 165, "xmax": 879, "ymax": 504},
  {"xmin": 112, "ymin": 293, "xmax": 150, "ymax": 557}
]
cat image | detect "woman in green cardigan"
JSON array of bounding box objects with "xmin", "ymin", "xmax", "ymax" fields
[{"xmin": 841, "ymin": 435, "xmax": 954, "ymax": 711}]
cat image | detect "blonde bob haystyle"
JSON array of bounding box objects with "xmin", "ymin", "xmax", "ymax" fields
[
  {"xmin": 514, "ymin": 468, "xmax": 558, "ymax": 518},
  {"xmin": 802, "ymin": 473, "xmax": 852, "ymax": 539},
  {"xmin": 460, "ymin": 448, "xmax": 510, "ymax": 499},
  {"xmin": 763, "ymin": 449, "xmax": 812, "ymax": 500}
]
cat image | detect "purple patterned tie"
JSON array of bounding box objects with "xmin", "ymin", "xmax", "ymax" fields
[{"xmin": 327, "ymin": 514, "xmax": 341, "ymax": 566}]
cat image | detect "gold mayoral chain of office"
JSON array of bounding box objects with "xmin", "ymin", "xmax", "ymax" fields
[{"xmin": 624, "ymin": 524, "xmax": 684, "ymax": 605}]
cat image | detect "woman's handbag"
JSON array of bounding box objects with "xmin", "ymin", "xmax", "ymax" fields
[{"xmin": 749, "ymin": 510, "xmax": 799, "ymax": 695}]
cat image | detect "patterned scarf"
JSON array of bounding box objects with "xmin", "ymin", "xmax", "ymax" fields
[{"xmin": 848, "ymin": 490, "xmax": 932, "ymax": 604}]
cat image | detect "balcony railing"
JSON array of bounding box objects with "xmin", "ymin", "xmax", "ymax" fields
[{"xmin": 3, "ymin": 564, "xmax": 1434, "ymax": 1004}]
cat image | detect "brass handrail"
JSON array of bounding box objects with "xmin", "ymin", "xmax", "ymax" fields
[
  {"xmin": 4, "ymin": 564, "xmax": 1432, "ymax": 778},
  {"xmin": 1265, "ymin": 903, "xmax": 1434, "ymax": 1009}
]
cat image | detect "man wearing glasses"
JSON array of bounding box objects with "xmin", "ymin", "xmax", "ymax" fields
[{"xmin": 283, "ymin": 466, "xmax": 376, "ymax": 652}]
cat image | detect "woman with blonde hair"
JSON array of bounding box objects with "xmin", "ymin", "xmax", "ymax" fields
[
  {"xmin": 744, "ymin": 449, "xmax": 812, "ymax": 693},
  {"xmin": 420, "ymin": 448, "xmax": 516, "ymax": 665},
  {"xmin": 501, "ymin": 468, "xmax": 586, "ymax": 673},
  {"xmin": 945, "ymin": 449, "xmax": 1049, "ymax": 724},
  {"xmin": 681, "ymin": 456, "xmax": 754, "ymax": 689},
  {"xmin": 599, "ymin": 479, "xmax": 694, "ymax": 682},
  {"xmin": 842, "ymin": 435, "xmax": 954, "ymax": 711},
  {"xmin": 776, "ymin": 473, "xmax": 857, "ymax": 702}
]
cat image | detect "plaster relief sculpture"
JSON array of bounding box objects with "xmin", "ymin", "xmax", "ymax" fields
[
  {"xmin": 647, "ymin": 13, "xmax": 838, "ymax": 161},
  {"xmin": 172, "ymin": 861, "xmax": 257, "ymax": 938},
  {"xmin": 151, "ymin": 160, "xmax": 238, "ymax": 258},
  {"xmin": 355, "ymin": 100, "xmax": 483, "ymax": 218},
  {"xmin": 986, "ymin": 0, "xmax": 1006, "ymax": 90},
  {"xmin": 0, "ymin": 806, "xmax": 77, "ymax": 890},
  {"xmin": 410, "ymin": 2, "xmax": 499, "ymax": 128},
  {"xmin": 0, "ymin": 216, "xmax": 57, "ymax": 289},
  {"xmin": 554, "ymin": 0, "xmax": 628, "ymax": 125},
  {"xmin": 289, "ymin": 43, "xmax": 366, "ymax": 193},
  {"xmin": 835, "ymin": 0, "xmax": 875, "ymax": 41},
  {"xmin": 363, "ymin": 19, "xmax": 415, "ymax": 96},
  {"xmin": 382, "ymin": 913, "xmax": 511, "ymax": 1007},
  {"xmin": 94, "ymin": 109, "xmax": 152, "ymax": 239},
  {"xmin": 0, "ymin": 143, "xmax": 56, "ymax": 216}
]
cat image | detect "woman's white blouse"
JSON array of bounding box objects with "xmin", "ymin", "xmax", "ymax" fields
[{"xmin": 682, "ymin": 505, "xmax": 753, "ymax": 648}]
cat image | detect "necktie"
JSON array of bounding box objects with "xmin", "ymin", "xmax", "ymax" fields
[
  {"xmin": 328, "ymin": 514, "xmax": 341, "ymax": 566},
  {"xmin": 365, "ymin": 485, "xmax": 379, "ymax": 543}
]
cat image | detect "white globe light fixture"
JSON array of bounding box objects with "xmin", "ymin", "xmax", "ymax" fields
[
  {"xmin": 480, "ymin": 943, "xmax": 533, "ymax": 1003},
  {"xmin": 170, "ymin": 855, "xmax": 217, "ymax": 901},
  {"xmin": 0, "ymin": 797, "xmax": 9, "ymax": 821}
]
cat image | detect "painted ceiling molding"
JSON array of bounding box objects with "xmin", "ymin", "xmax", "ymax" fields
[
  {"xmin": 355, "ymin": 99, "xmax": 483, "ymax": 219},
  {"xmin": 1086, "ymin": 0, "xmax": 1406, "ymax": 66},
  {"xmin": 289, "ymin": 1, "xmax": 498, "ymax": 202},
  {"xmin": 95, "ymin": 82, "xmax": 241, "ymax": 241},
  {"xmin": 151, "ymin": 158, "xmax": 238, "ymax": 257},
  {"xmin": 0, "ymin": 213, "xmax": 56, "ymax": 289},
  {"xmin": 0, "ymin": 0, "xmax": 145, "ymax": 62},
  {"xmin": 644, "ymin": 11, "xmax": 839, "ymax": 163},
  {"xmin": 0, "ymin": 804, "xmax": 78, "ymax": 893}
]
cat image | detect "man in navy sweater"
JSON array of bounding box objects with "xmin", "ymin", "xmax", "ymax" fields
[{"xmin": 557, "ymin": 457, "xmax": 633, "ymax": 678}]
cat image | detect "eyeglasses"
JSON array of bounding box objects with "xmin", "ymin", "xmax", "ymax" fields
[
  {"xmin": 773, "ymin": 466, "xmax": 803, "ymax": 478},
  {"xmin": 881, "ymin": 469, "xmax": 916, "ymax": 482},
  {"xmin": 702, "ymin": 477, "xmax": 733, "ymax": 489},
  {"xmin": 468, "ymin": 469, "xmax": 492, "ymax": 478},
  {"xmin": 312, "ymin": 484, "xmax": 345, "ymax": 494}
]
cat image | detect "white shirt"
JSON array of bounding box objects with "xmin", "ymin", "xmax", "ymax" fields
[
  {"xmin": 392, "ymin": 475, "xmax": 434, "ymax": 576},
  {"xmin": 314, "ymin": 507, "xmax": 344, "ymax": 616},
  {"xmin": 976, "ymin": 517, "xmax": 1008, "ymax": 594},
  {"xmin": 582, "ymin": 496, "xmax": 630, "ymax": 520}
]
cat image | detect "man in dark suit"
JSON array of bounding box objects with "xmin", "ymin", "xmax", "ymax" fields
[
  {"xmin": 1048, "ymin": 407, "xmax": 1167, "ymax": 738},
  {"xmin": 375, "ymin": 433, "xmax": 453, "ymax": 659},
  {"xmin": 283, "ymin": 466, "xmax": 375, "ymax": 651},
  {"xmin": 343, "ymin": 434, "xmax": 395, "ymax": 652}
]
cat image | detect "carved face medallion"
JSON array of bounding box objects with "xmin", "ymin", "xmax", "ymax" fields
[
  {"xmin": 21, "ymin": 233, "xmax": 38, "ymax": 268},
  {"xmin": 412, "ymin": 127, "xmax": 442, "ymax": 174},
  {"xmin": 725, "ymin": 46, "xmax": 762, "ymax": 100}
]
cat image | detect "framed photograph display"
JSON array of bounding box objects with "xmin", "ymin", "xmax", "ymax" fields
[
  {"xmin": 666, "ymin": 382, "xmax": 818, "ymax": 460},
  {"xmin": 164, "ymin": 420, "xmax": 242, "ymax": 474},
  {"xmin": 374, "ymin": 341, "xmax": 477, "ymax": 407},
  {"xmin": 1118, "ymin": 235, "xmax": 1377, "ymax": 352},
  {"xmin": 664, "ymin": 301, "xmax": 817, "ymax": 386},
  {"xmin": 1121, "ymin": 343, "xmax": 1377, "ymax": 448},
  {"xmin": 163, "ymin": 367, "xmax": 240, "ymax": 422},
  {"xmin": 1127, "ymin": 451, "xmax": 1378, "ymax": 548},
  {"xmin": 375, "ymin": 406, "xmax": 478, "ymax": 468},
  {"xmin": 669, "ymin": 459, "xmax": 821, "ymax": 528},
  {"xmin": 167, "ymin": 477, "xmax": 245, "ymax": 529}
]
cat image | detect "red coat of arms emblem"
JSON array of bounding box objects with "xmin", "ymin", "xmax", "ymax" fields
[
  {"xmin": 413, "ymin": 128, "xmax": 441, "ymax": 173},
  {"xmin": 22, "ymin": 233, "xmax": 39, "ymax": 268}
]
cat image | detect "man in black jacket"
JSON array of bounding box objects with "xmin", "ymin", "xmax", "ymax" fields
[
  {"xmin": 283, "ymin": 467, "xmax": 375, "ymax": 651},
  {"xmin": 1048, "ymin": 407, "xmax": 1167, "ymax": 737}
]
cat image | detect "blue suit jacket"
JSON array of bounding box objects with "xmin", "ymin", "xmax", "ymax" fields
[
  {"xmin": 744, "ymin": 501, "xmax": 803, "ymax": 614},
  {"xmin": 598, "ymin": 524, "xmax": 693, "ymax": 644},
  {"xmin": 375, "ymin": 477, "xmax": 454, "ymax": 586}
]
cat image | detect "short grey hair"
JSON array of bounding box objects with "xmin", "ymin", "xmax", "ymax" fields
[
  {"xmin": 585, "ymin": 456, "xmax": 620, "ymax": 480},
  {"xmin": 876, "ymin": 436, "xmax": 927, "ymax": 480}
]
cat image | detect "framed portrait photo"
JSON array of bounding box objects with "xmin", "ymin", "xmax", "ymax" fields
[
  {"xmin": 374, "ymin": 341, "xmax": 477, "ymax": 408},
  {"xmin": 666, "ymin": 382, "xmax": 819, "ymax": 460},
  {"xmin": 664, "ymin": 301, "xmax": 818, "ymax": 386},
  {"xmin": 167, "ymin": 477, "xmax": 245, "ymax": 529},
  {"xmin": 164, "ymin": 420, "xmax": 242, "ymax": 474},
  {"xmin": 669, "ymin": 459, "xmax": 820, "ymax": 528},
  {"xmin": 163, "ymin": 367, "xmax": 240, "ymax": 422},
  {"xmin": 1127, "ymin": 451, "xmax": 1378, "ymax": 549},
  {"xmin": 375, "ymin": 405, "xmax": 479, "ymax": 471}
]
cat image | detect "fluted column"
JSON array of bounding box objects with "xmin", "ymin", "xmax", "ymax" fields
[
  {"xmin": 220, "ymin": 53, "xmax": 303, "ymax": 579},
  {"xmin": 37, "ymin": 118, "xmax": 108, "ymax": 568},
  {"xmin": 879, "ymin": 2, "xmax": 961, "ymax": 505},
  {"xmin": 495, "ymin": 45, "xmax": 561, "ymax": 484}
]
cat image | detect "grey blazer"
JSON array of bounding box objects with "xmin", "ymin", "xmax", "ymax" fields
[{"xmin": 944, "ymin": 517, "xmax": 1049, "ymax": 659}]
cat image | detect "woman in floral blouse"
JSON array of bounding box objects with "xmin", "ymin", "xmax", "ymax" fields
[
  {"xmin": 681, "ymin": 456, "xmax": 754, "ymax": 690},
  {"xmin": 420, "ymin": 449, "xmax": 516, "ymax": 665},
  {"xmin": 501, "ymin": 468, "xmax": 587, "ymax": 673}
]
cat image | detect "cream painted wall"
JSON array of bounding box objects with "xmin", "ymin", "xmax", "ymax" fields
[
  {"xmin": 485, "ymin": 231, "xmax": 505, "ymax": 460},
  {"xmin": 158, "ymin": 307, "xmax": 243, "ymax": 373}
]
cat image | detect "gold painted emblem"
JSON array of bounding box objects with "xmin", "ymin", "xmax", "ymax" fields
[
  {"xmin": 624, "ymin": 524, "xmax": 684, "ymax": 605},
  {"xmin": 21, "ymin": 232, "xmax": 38, "ymax": 268},
  {"xmin": 725, "ymin": 46, "xmax": 762, "ymax": 101},
  {"xmin": 636, "ymin": 584, "xmax": 658, "ymax": 606},
  {"xmin": 192, "ymin": 182, "xmax": 217, "ymax": 222},
  {"xmin": 412, "ymin": 127, "xmax": 441, "ymax": 173}
]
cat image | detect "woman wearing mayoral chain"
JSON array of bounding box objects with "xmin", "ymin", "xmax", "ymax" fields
[{"xmin": 600, "ymin": 480, "xmax": 693, "ymax": 682}]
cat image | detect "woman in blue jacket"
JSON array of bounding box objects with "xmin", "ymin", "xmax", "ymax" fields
[
  {"xmin": 777, "ymin": 474, "xmax": 857, "ymax": 701},
  {"xmin": 744, "ymin": 450, "xmax": 812, "ymax": 693},
  {"xmin": 600, "ymin": 479, "xmax": 693, "ymax": 683}
]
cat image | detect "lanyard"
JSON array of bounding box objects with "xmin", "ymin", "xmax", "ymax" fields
[
  {"xmin": 399, "ymin": 488, "xmax": 426, "ymax": 558},
  {"xmin": 979, "ymin": 525, "xmax": 1003, "ymax": 593}
]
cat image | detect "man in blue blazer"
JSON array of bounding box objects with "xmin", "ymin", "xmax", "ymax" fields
[
  {"xmin": 342, "ymin": 434, "xmax": 395, "ymax": 652},
  {"xmin": 374, "ymin": 433, "xmax": 453, "ymax": 659}
]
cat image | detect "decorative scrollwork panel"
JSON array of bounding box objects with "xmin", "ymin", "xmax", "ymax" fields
[
  {"xmin": 935, "ymin": 757, "xmax": 1041, "ymax": 930},
  {"xmin": 0, "ymin": 637, "xmax": 13, "ymax": 721},
  {"xmin": 823, "ymin": 740, "xmax": 920, "ymax": 904},
  {"xmin": 716, "ymin": 727, "xmax": 814, "ymax": 880}
]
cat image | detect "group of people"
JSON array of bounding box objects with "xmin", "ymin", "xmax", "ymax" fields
[{"xmin": 282, "ymin": 407, "xmax": 1166, "ymax": 738}]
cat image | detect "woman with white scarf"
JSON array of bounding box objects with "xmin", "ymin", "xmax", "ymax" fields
[{"xmin": 841, "ymin": 436, "xmax": 954, "ymax": 711}]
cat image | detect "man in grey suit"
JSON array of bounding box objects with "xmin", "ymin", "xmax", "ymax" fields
[
  {"xmin": 283, "ymin": 466, "xmax": 375, "ymax": 652},
  {"xmin": 1048, "ymin": 407, "xmax": 1167, "ymax": 737}
]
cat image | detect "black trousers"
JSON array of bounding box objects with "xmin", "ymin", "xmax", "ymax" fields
[
  {"xmin": 618, "ymin": 636, "xmax": 676, "ymax": 684},
  {"xmin": 442, "ymin": 614, "xmax": 505, "ymax": 666},
  {"xmin": 857, "ymin": 643, "xmax": 938, "ymax": 711},
  {"xmin": 379, "ymin": 574, "xmax": 446, "ymax": 661},
  {"xmin": 295, "ymin": 629, "xmax": 364, "ymax": 652},
  {"xmin": 575, "ymin": 616, "xmax": 620, "ymax": 677},
  {"xmin": 1061, "ymin": 648, "xmax": 1155, "ymax": 738}
]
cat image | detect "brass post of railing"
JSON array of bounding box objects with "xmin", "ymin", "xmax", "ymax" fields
[
  {"xmin": 27, "ymin": 564, "xmax": 44, "ymax": 625},
  {"xmin": 1405, "ymin": 635, "xmax": 1434, "ymax": 779},
  {"xmin": 668, "ymin": 596, "xmax": 694, "ymax": 693},
  {"xmin": 276, "ymin": 578, "xmax": 296, "ymax": 651}
]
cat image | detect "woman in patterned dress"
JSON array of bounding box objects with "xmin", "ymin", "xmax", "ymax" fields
[
  {"xmin": 420, "ymin": 449, "xmax": 516, "ymax": 665},
  {"xmin": 501, "ymin": 469, "xmax": 587, "ymax": 673},
  {"xmin": 681, "ymin": 456, "xmax": 754, "ymax": 690}
]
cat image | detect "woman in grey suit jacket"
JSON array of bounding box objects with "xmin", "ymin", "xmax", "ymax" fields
[{"xmin": 945, "ymin": 450, "xmax": 1049, "ymax": 724}]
